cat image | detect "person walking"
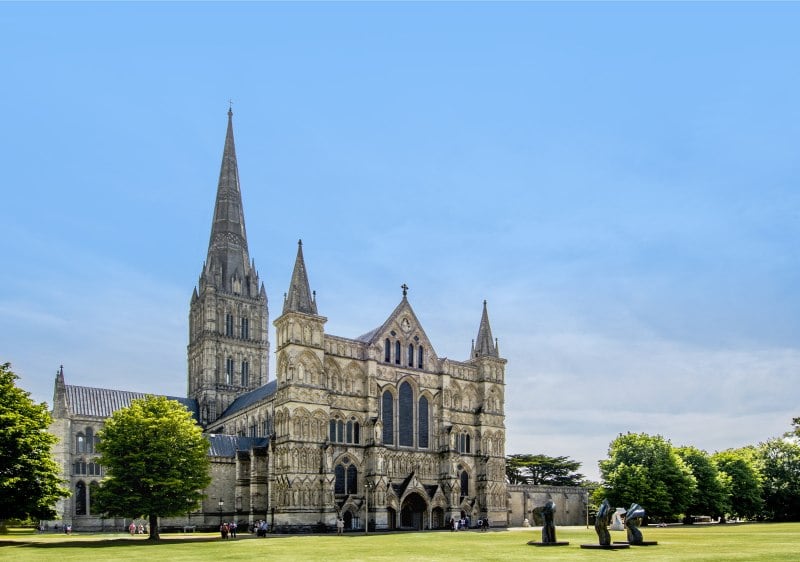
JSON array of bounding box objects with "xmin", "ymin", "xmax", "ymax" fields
[{"xmin": 336, "ymin": 517, "xmax": 344, "ymax": 535}]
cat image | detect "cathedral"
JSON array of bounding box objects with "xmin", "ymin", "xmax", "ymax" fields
[{"xmin": 47, "ymin": 110, "xmax": 511, "ymax": 532}]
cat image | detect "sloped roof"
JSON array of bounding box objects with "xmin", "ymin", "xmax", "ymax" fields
[
  {"xmin": 221, "ymin": 380, "xmax": 277, "ymax": 418},
  {"xmin": 65, "ymin": 385, "xmax": 198, "ymax": 420},
  {"xmin": 207, "ymin": 434, "xmax": 269, "ymax": 457}
]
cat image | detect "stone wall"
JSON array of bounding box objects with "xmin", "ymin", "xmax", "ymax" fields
[{"xmin": 507, "ymin": 485, "xmax": 588, "ymax": 527}]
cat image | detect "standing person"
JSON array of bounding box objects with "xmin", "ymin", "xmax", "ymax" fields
[
  {"xmin": 336, "ymin": 517, "xmax": 344, "ymax": 535},
  {"xmin": 128, "ymin": 522, "xmax": 136, "ymax": 535},
  {"xmin": 230, "ymin": 520, "xmax": 237, "ymax": 538}
]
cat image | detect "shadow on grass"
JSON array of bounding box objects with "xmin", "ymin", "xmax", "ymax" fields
[{"xmin": 0, "ymin": 536, "xmax": 237, "ymax": 548}]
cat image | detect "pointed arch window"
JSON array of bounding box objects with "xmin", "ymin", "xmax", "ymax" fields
[
  {"xmin": 334, "ymin": 464, "xmax": 346, "ymax": 495},
  {"xmin": 225, "ymin": 313, "xmax": 234, "ymax": 337},
  {"xmin": 382, "ymin": 391, "xmax": 394, "ymax": 445},
  {"xmin": 85, "ymin": 428, "xmax": 94, "ymax": 453},
  {"xmin": 418, "ymin": 346, "xmax": 424, "ymax": 369},
  {"xmin": 384, "ymin": 339, "xmax": 391, "ymax": 363},
  {"xmin": 399, "ymin": 382, "xmax": 413, "ymax": 447},
  {"xmin": 75, "ymin": 481, "xmax": 87, "ymax": 515},
  {"xmin": 407, "ymin": 344, "xmax": 414, "ymax": 367},
  {"xmin": 460, "ymin": 470, "xmax": 469, "ymax": 501},
  {"xmin": 395, "ymin": 341, "xmax": 401, "ymax": 365},
  {"xmin": 241, "ymin": 317, "xmax": 249, "ymax": 339},
  {"xmin": 225, "ymin": 357, "xmax": 234, "ymax": 385},
  {"xmin": 346, "ymin": 465, "xmax": 358, "ymax": 495},
  {"xmin": 418, "ymin": 396, "xmax": 429, "ymax": 449},
  {"xmin": 241, "ymin": 360, "xmax": 249, "ymax": 386},
  {"xmin": 76, "ymin": 433, "xmax": 86, "ymax": 454}
]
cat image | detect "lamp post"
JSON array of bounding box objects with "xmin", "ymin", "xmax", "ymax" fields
[
  {"xmin": 364, "ymin": 481, "xmax": 373, "ymax": 535},
  {"xmin": 218, "ymin": 499, "xmax": 224, "ymax": 526}
]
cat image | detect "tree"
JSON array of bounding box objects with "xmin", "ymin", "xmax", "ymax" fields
[
  {"xmin": 596, "ymin": 433, "xmax": 696, "ymax": 519},
  {"xmin": 675, "ymin": 446, "xmax": 730, "ymax": 520},
  {"xmin": 758, "ymin": 438, "xmax": 800, "ymax": 521},
  {"xmin": 0, "ymin": 363, "xmax": 69, "ymax": 531},
  {"xmin": 505, "ymin": 454, "xmax": 586, "ymax": 486},
  {"xmin": 94, "ymin": 395, "xmax": 211, "ymax": 540},
  {"xmin": 712, "ymin": 448, "xmax": 763, "ymax": 520}
]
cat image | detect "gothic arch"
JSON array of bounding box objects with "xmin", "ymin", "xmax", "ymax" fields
[
  {"xmin": 344, "ymin": 361, "xmax": 365, "ymax": 395},
  {"xmin": 324, "ymin": 358, "xmax": 342, "ymax": 391}
]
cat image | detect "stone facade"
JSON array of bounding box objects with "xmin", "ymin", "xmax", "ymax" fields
[{"xmin": 47, "ymin": 111, "xmax": 515, "ymax": 532}]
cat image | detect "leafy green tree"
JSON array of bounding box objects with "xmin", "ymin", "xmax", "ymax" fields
[
  {"xmin": 787, "ymin": 417, "xmax": 800, "ymax": 440},
  {"xmin": 712, "ymin": 448, "xmax": 763, "ymax": 520},
  {"xmin": 596, "ymin": 433, "xmax": 696, "ymax": 519},
  {"xmin": 675, "ymin": 446, "xmax": 730, "ymax": 520},
  {"xmin": 94, "ymin": 395, "xmax": 211, "ymax": 540},
  {"xmin": 758, "ymin": 438, "xmax": 800, "ymax": 521},
  {"xmin": 505, "ymin": 454, "xmax": 586, "ymax": 486},
  {"xmin": 0, "ymin": 363, "xmax": 69, "ymax": 532}
]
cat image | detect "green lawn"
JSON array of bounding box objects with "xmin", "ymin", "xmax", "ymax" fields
[{"xmin": 2, "ymin": 523, "xmax": 799, "ymax": 561}]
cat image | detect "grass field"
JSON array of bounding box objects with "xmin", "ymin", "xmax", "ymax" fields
[{"xmin": 2, "ymin": 523, "xmax": 799, "ymax": 561}]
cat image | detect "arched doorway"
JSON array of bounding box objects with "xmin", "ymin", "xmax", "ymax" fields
[
  {"xmin": 431, "ymin": 507, "xmax": 445, "ymax": 529},
  {"xmin": 343, "ymin": 510, "xmax": 353, "ymax": 530},
  {"xmin": 400, "ymin": 492, "xmax": 427, "ymax": 530},
  {"xmin": 387, "ymin": 506, "xmax": 397, "ymax": 530}
]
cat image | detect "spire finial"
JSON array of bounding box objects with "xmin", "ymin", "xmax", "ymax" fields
[
  {"xmin": 228, "ymin": 99, "xmax": 233, "ymax": 116},
  {"xmin": 401, "ymin": 283, "xmax": 409, "ymax": 297}
]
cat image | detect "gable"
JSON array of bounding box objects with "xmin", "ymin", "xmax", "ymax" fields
[{"xmin": 356, "ymin": 298, "xmax": 439, "ymax": 363}]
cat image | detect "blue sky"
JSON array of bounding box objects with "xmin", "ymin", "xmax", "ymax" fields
[{"xmin": 2, "ymin": 2, "xmax": 799, "ymax": 479}]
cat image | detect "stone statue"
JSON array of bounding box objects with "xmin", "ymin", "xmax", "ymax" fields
[
  {"xmin": 540, "ymin": 500, "xmax": 557, "ymax": 543},
  {"xmin": 594, "ymin": 499, "xmax": 613, "ymax": 546},
  {"xmin": 625, "ymin": 503, "xmax": 646, "ymax": 545}
]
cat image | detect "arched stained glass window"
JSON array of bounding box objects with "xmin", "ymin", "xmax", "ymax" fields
[
  {"xmin": 85, "ymin": 428, "xmax": 94, "ymax": 453},
  {"xmin": 76, "ymin": 433, "xmax": 85, "ymax": 454},
  {"xmin": 460, "ymin": 470, "xmax": 469, "ymax": 501},
  {"xmin": 346, "ymin": 465, "xmax": 358, "ymax": 495},
  {"xmin": 408, "ymin": 344, "xmax": 414, "ymax": 367},
  {"xmin": 329, "ymin": 419, "xmax": 336, "ymax": 442},
  {"xmin": 395, "ymin": 341, "xmax": 401, "ymax": 365},
  {"xmin": 384, "ymin": 338, "xmax": 391, "ymax": 362},
  {"xmin": 418, "ymin": 346, "xmax": 424, "ymax": 369},
  {"xmin": 334, "ymin": 465, "xmax": 346, "ymax": 495},
  {"xmin": 399, "ymin": 382, "xmax": 413, "ymax": 447},
  {"xmin": 382, "ymin": 391, "xmax": 394, "ymax": 445},
  {"xmin": 75, "ymin": 481, "xmax": 87, "ymax": 515},
  {"xmin": 418, "ymin": 396, "xmax": 429, "ymax": 449}
]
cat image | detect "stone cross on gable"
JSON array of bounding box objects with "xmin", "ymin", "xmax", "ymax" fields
[{"xmin": 401, "ymin": 283, "xmax": 409, "ymax": 297}]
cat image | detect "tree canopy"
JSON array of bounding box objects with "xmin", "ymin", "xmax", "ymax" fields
[
  {"xmin": 94, "ymin": 395, "xmax": 211, "ymax": 540},
  {"xmin": 0, "ymin": 363, "xmax": 69, "ymax": 530},
  {"xmin": 711, "ymin": 448, "xmax": 763, "ymax": 520},
  {"xmin": 596, "ymin": 432, "xmax": 696, "ymax": 519},
  {"xmin": 757, "ymin": 438, "xmax": 800, "ymax": 521},
  {"xmin": 675, "ymin": 446, "xmax": 730, "ymax": 519},
  {"xmin": 506, "ymin": 454, "xmax": 585, "ymax": 486}
]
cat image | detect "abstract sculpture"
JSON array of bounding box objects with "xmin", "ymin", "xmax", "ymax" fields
[{"xmin": 594, "ymin": 499, "xmax": 613, "ymax": 546}]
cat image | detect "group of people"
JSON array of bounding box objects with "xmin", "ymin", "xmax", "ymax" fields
[
  {"xmin": 253, "ymin": 520, "xmax": 270, "ymax": 537},
  {"xmin": 127, "ymin": 522, "xmax": 146, "ymax": 535},
  {"xmin": 219, "ymin": 521, "xmax": 238, "ymax": 539},
  {"xmin": 449, "ymin": 516, "xmax": 489, "ymax": 531}
]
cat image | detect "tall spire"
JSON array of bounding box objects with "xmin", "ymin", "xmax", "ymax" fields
[
  {"xmin": 283, "ymin": 240, "xmax": 317, "ymax": 314},
  {"xmin": 474, "ymin": 300, "xmax": 498, "ymax": 358},
  {"xmin": 205, "ymin": 108, "xmax": 251, "ymax": 292}
]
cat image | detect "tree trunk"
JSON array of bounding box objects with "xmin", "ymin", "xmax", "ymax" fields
[{"xmin": 148, "ymin": 514, "xmax": 159, "ymax": 540}]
